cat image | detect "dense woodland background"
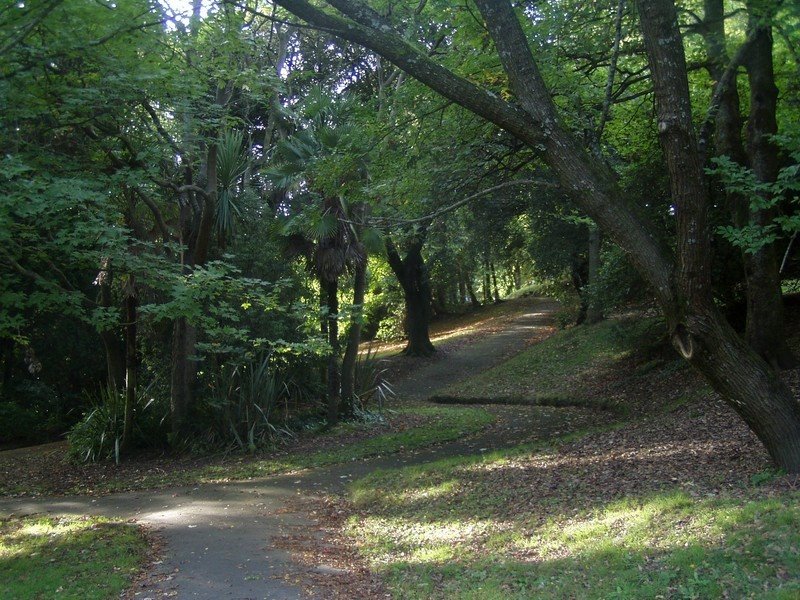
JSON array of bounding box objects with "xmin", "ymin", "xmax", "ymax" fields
[{"xmin": 1, "ymin": 0, "xmax": 800, "ymax": 469}]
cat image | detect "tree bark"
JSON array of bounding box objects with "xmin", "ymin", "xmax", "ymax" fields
[
  {"xmin": 340, "ymin": 261, "xmax": 367, "ymax": 415},
  {"xmin": 636, "ymin": 0, "xmax": 800, "ymax": 470},
  {"xmin": 96, "ymin": 260, "xmax": 125, "ymax": 391},
  {"xmin": 702, "ymin": 0, "xmax": 795, "ymax": 368},
  {"xmin": 742, "ymin": 7, "xmax": 796, "ymax": 368},
  {"xmin": 466, "ymin": 276, "xmax": 480, "ymax": 307},
  {"xmin": 324, "ymin": 278, "xmax": 341, "ymax": 424},
  {"xmin": 586, "ymin": 225, "xmax": 603, "ymax": 324},
  {"xmin": 170, "ymin": 318, "xmax": 196, "ymax": 438},
  {"xmin": 385, "ymin": 235, "xmax": 435, "ymax": 356},
  {"xmin": 490, "ymin": 261, "xmax": 501, "ymax": 303},
  {"xmin": 121, "ymin": 275, "xmax": 137, "ymax": 454},
  {"xmin": 1, "ymin": 337, "xmax": 14, "ymax": 394}
]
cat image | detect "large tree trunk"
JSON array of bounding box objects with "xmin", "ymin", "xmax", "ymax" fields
[
  {"xmin": 340, "ymin": 262, "xmax": 367, "ymax": 415},
  {"xmin": 466, "ymin": 276, "xmax": 480, "ymax": 307},
  {"xmin": 635, "ymin": 0, "xmax": 800, "ymax": 470},
  {"xmin": 585, "ymin": 225, "xmax": 603, "ymax": 324},
  {"xmin": 490, "ymin": 261, "xmax": 501, "ymax": 303},
  {"xmin": 169, "ymin": 139, "xmax": 218, "ymax": 440},
  {"xmin": 96, "ymin": 258, "xmax": 125, "ymax": 391},
  {"xmin": 385, "ymin": 235, "xmax": 435, "ymax": 356},
  {"xmin": 170, "ymin": 317, "xmax": 197, "ymax": 438},
  {"xmin": 1, "ymin": 337, "xmax": 14, "ymax": 394}
]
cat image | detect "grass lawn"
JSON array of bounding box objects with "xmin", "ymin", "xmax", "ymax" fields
[
  {"xmin": 342, "ymin": 316, "xmax": 800, "ymax": 598},
  {"xmin": 0, "ymin": 405, "xmax": 494, "ymax": 497},
  {"xmin": 198, "ymin": 405, "xmax": 494, "ymax": 483},
  {"xmin": 0, "ymin": 515, "xmax": 149, "ymax": 600},
  {"xmin": 440, "ymin": 316, "xmax": 669, "ymax": 409},
  {"xmin": 349, "ymin": 463, "xmax": 800, "ymax": 599}
]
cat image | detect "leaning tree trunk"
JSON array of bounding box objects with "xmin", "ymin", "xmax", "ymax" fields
[
  {"xmin": 271, "ymin": 0, "xmax": 800, "ymax": 471},
  {"xmin": 636, "ymin": 0, "xmax": 800, "ymax": 471},
  {"xmin": 386, "ymin": 235, "xmax": 436, "ymax": 356},
  {"xmin": 340, "ymin": 261, "xmax": 367, "ymax": 416}
]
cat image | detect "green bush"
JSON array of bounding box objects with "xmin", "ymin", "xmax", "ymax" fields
[
  {"xmin": 353, "ymin": 347, "xmax": 395, "ymax": 411},
  {"xmin": 197, "ymin": 354, "xmax": 296, "ymax": 452},
  {"xmin": 67, "ymin": 386, "xmax": 125, "ymax": 463},
  {"xmin": 67, "ymin": 385, "xmax": 167, "ymax": 462}
]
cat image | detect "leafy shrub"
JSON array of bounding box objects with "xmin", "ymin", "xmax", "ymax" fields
[
  {"xmin": 198, "ymin": 354, "xmax": 295, "ymax": 452},
  {"xmin": 353, "ymin": 347, "xmax": 395, "ymax": 410},
  {"xmin": 67, "ymin": 386, "xmax": 125, "ymax": 463},
  {"xmin": 67, "ymin": 385, "xmax": 167, "ymax": 463}
]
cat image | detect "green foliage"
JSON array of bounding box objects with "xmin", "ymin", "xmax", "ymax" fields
[
  {"xmin": 352, "ymin": 347, "xmax": 396, "ymax": 410},
  {"xmin": 709, "ymin": 135, "xmax": 800, "ymax": 254},
  {"xmin": 197, "ymin": 354, "xmax": 295, "ymax": 452},
  {"xmin": 67, "ymin": 386, "xmax": 165, "ymax": 463},
  {"xmin": 0, "ymin": 380, "xmax": 66, "ymax": 446}
]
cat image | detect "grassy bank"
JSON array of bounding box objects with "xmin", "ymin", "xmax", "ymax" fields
[
  {"xmin": 0, "ymin": 406, "xmax": 493, "ymax": 497},
  {"xmin": 343, "ymin": 316, "xmax": 798, "ymax": 598},
  {"xmin": 440, "ymin": 316, "xmax": 672, "ymax": 411}
]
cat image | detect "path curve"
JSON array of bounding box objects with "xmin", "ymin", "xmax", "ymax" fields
[{"xmin": 1, "ymin": 298, "xmax": 565, "ymax": 599}]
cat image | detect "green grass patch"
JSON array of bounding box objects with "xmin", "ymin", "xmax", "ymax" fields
[
  {"xmin": 442, "ymin": 317, "xmax": 672, "ymax": 409},
  {"xmin": 200, "ymin": 406, "xmax": 494, "ymax": 481},
  {"xmin": 75, "ymin": 406, "xmax": 493, "ymax": 494},
  {"xmin": 347, "ymin": 451, "xmax": 800, "ymax": 599},
  {"xmin": 0, "ymin": 515, "xmax": 149, "ymax": 599}
]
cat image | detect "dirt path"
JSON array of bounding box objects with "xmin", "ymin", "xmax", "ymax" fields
[{"xmin": 0, "ymin": 297, "xmax": 586, "ymax": 599}]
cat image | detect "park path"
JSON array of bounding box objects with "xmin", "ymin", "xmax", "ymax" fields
[{"xmin": 1, "ymin": 298, "xmax": 561, "ymax": 600}]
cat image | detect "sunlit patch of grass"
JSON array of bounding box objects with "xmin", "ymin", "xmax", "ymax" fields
[
  {"xmin": 54, "ymin": 406, "xmax": 493, "ymax": 496},
  {"xmin": 442, "ymin": 317, "xmax": 671, "ymax": 407},
  {"xmin": 200, "ymin": 406, "xmax": 493, "ymax": 481},
  {"xmin": 0, "ymin": 515, "xmax": 149, "ymax": 600},
  {"xmin": 347, "ymin": 451, "xmax": 800, "ymax": 599}
]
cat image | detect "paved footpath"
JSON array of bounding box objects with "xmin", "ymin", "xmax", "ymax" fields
[{"xmin": 1, "ymin": 298, "xmax": 560, "ymax": 599}]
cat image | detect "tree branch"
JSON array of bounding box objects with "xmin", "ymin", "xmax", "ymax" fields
[
  {"xmin": 597, "ymin": 0, "xmax": 626, "ymax": 140},
  {"xmin": 371, "ymin": 179, "xmax": 558, "ymax": 229},
  {"xmin": 698, "ymin": 31, "xmax": 759, "ymax": 162}
]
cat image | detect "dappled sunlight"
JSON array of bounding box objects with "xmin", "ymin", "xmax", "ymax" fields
[
  {"xmin": 353, "ymin": 486, "xmax": 800, "ymax": 598},
  {"xmin": 351, "ymin": 514, "xmax": 514, "ymax": 565}
]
